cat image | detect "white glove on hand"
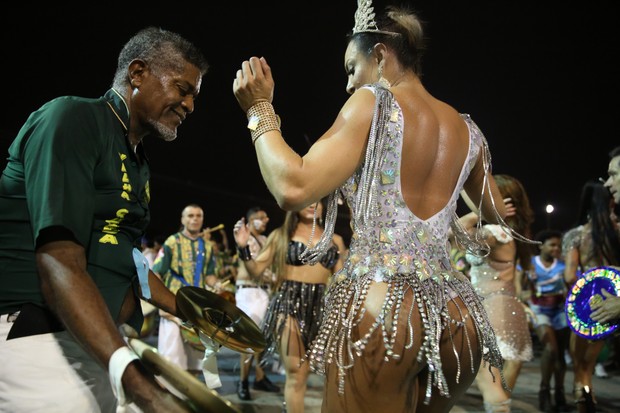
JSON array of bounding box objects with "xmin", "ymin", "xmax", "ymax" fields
[{"xmin": 198, "ymin": 331, "xmax": 222, "ymax": 389}]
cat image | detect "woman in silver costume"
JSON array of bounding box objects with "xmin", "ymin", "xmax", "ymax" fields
[
  {"xmin": 232, "ymin": 2, "xmax": 523, "ymax": 412},
  {"xmin": 461, "ymin": 175, "xmax": 535, "ymax": 413},
  {"xmin": 233, "ymin": 201, "xmax": 346, "ymax": 413}
]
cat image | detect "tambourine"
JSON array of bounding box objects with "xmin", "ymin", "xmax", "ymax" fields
[
  {"xmin": 176, "ymin": 286, "xmax": 266, "ymax": 354},
  {"xmin": 128, "ymin": 338, "xmax": 240, "ymax": 413},
  {"xmin": 565, "ymin": 266, "xmax": 620, "ymax": 340}
]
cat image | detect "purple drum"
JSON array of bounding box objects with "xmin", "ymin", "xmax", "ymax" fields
[{"xmin": 565, "ymin": 266, "xmax": 620, "ymax": 340}]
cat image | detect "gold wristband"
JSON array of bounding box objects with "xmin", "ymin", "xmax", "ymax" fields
[{"xmin": 246, "ymin": 101, "xmax": 281, "ymax": 145}]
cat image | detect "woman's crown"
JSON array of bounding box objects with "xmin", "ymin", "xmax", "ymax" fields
[{"xmin": 352, "ymin": 0, "xmax": 400, "ymax": 36}]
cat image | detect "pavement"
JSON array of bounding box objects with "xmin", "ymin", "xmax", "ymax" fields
[{"xmin": 142, "ymin": 327, "xmax": 620, "ymax": 413}]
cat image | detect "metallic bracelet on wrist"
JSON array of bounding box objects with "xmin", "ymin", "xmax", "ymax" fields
[
  {"xmin": 246, "ymin": 101, "xmax": 281, "ymax": 145},
  {"xmin": 237, "ymin": 245, "xmax": 252, "ymax": 261}
]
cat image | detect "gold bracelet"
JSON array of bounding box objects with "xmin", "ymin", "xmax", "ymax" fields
[{"xmin": 246, "ymin": 101, "xmax": 281, "ymax": 145}]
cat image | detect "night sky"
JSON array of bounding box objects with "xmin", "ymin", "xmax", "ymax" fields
[{"xmin": 2, "ymin": 1, "xmax": 618, "ymax": 246}]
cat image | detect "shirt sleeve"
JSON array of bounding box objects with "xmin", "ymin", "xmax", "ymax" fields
[
  {"xmin": 153, "ymin": 238, "xmax": 174, "ymax": 276},
  {"xmin": 21, "ymin": 98, "xmax": 100, "ymax": 247}
]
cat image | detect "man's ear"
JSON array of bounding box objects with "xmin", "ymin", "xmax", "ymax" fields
[{"xmin": 128, "ymin": 59, "xmax": 147, "ymax": 89}]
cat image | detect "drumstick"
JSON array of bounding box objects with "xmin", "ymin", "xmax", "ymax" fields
[
  {"xmin": 205, "ymin": 224, "xmax": 224, "ymax": 233},
  {"xmin": 128, "ymin": 338, "xmax": 239, "ymax": 412}
]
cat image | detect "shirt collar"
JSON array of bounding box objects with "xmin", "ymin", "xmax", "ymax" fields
[{"xmin": 104, "ymin": 88, "xmax": 130, "ymax": 133}]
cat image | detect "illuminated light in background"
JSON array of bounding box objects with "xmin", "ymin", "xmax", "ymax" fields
[{"xmin": 545, "ymin": 204, "xmax": 554, "ymax": 228}]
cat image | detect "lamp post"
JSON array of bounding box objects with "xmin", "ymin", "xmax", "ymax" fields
[{"xmin": 545, "ymin": 204, "xmax": 554, "ymax": 229}]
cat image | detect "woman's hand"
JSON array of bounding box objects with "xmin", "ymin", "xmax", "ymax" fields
[
  {"xmin": 503, "ymin": 197, "xmax": 516, "ymax": 217},
  {"xmin": 232, "ymin": 56, "xmax": 275, "ymax": 113}
]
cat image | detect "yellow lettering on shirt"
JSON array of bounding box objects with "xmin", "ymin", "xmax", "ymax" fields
[
  {"xmin": 100, "ymin": 153, "xmax": 136, "ymax": 245},
  {"xmin": 99, "ymin": 234, "xmax": 118, "ymax": 244}
]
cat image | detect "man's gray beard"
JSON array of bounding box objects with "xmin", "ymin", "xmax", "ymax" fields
[{"xmin": 149, "ymin": 118, "xmax": 177, "ymax": 142}]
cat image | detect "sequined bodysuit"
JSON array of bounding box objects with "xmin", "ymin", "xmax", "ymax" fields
[
  {"xmin": 306, "ymin": 84, "xmax": 504, "ymax": 402},
  {"xmin": 467, "ymin": 225, "xmax": 533, "ymax": 362}
]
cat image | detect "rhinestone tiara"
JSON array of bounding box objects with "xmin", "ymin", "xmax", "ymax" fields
[{"xmin": 352, "ymin": 0, "xmax": 399, "ymax": 36}]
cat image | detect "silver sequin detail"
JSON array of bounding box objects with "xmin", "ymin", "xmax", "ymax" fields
[{"xmin": 306, "ymin": 83, "xmax": 507, "ymax": 403}]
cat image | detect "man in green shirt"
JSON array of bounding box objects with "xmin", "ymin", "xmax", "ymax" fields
[
  {"xmin": 0, "ymin": 27, "xmax": 209, "ymax": 412},
  {"xmin": 153, "ymin": 203, "xmax": 220, "ymax": 388}
]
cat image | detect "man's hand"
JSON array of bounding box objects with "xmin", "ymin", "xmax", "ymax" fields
[
  {"xmin": 233, "ymin": 218, "xmax": 251, "ymax": 247},
  {"xmin": 590, "ymin": 288, "xmax": 620, "ymax": 324}
]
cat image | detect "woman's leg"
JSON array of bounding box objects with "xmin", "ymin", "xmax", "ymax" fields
[
  {"xmin": 279, "ymin": 316, "xmax": 310, "ymax": 413},
  {"xmin": 535, "ymin": 324, "xmax": 556, "ymax": 412},
  {"xmin": 571, "ymin": 333, "xmax": 604, "ymax": 412},
  {"xmin": 501, "ymin": 359, "xmax": 523, "ymax": 394},
  {"xmin": 554, "ymin": 327, "xmax": 571, "ymax": 411},
  {"xmin": 473, "ymin": 362, "xmax": 511, "ymax": 413}
]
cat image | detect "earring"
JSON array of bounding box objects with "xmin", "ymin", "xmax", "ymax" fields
[{"xmin": 377, "ymin": 59, "xmax": 391, "ymax": 88}]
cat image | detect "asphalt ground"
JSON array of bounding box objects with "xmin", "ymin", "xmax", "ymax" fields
[{"xmin": 142, "ymin": 324, "xmax": 620, "ymax": 413}]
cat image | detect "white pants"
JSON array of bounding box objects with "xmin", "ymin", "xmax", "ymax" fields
[
  {"xmin": 157, "ymin": 317, "xmax": 204, "ymax": 371},
  {"xmin": 235, "ymin": 287, "xmax": 270, "ymax": 326},
  {"xmin": 157, "ymin": 317, "xmax": 221, "ymax": 389},
  {"xmin": 0, "ymin": 314, "xmax": 116, "ymax": 413}
]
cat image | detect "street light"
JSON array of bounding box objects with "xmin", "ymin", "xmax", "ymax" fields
[{"xmin": 545, "ymin": 204, "xmax": 554, "ymax": 229}]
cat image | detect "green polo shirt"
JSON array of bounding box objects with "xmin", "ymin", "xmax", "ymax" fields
[{"xmin": 0, "ymin": 89, "xmax": 150, "ymax": 331}]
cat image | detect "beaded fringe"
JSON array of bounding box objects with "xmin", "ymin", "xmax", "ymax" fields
[{"xmin": 308, "ymin": 270, "xmax": 505, "ymax": 403}]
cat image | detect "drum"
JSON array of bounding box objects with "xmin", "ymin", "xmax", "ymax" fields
[{"xmin": 565, "ymin": 266, "xmax": 620, "ymax": 340}]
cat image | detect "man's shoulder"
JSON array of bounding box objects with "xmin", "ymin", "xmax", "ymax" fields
[
  {"xmin": 30, "ymin": 95, "xmax": 108, "ymax": 129},
  {"xmin": 42, "ymin": 95, "xmax": 105, "ymax": 112},
  {"xmin": 163, "ymin": 233, "xmax": 181, "ymax": 247}
]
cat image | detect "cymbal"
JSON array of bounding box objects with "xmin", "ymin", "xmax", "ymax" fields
[
  {"xmin": 176, "ymin": 286, "xmax": 266, "ymax": 354},
  {"xmin": 128, "ymin": 338, "xmax": 240, "ymax": 413}
]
